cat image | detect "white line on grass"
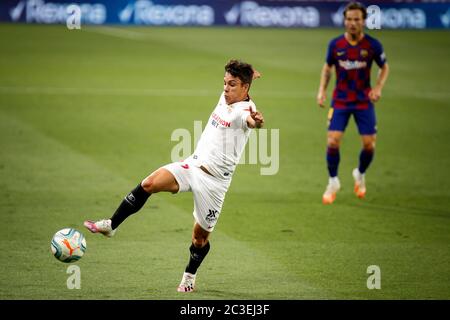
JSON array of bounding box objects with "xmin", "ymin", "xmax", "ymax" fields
[
  {"xmin": 1, "ymin": 85, "xmax": 449, "ymax": 100},
  {"xmin": 83, "ymin": 27, "xmax": 450, "ymax": 101},
  {"xmin": 0, "ymin": 85, "xmax": 213, "ymax": 97},
  {"xmin": 0, "ymin": 85, "xmax": 314, "ymax": 98},
  {"xmin": 85, "ymin": 26, "xmax": 150, "ymax": 41}
]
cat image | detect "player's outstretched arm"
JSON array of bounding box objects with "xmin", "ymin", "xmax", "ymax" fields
[
  {"xmin": 317, "ymin": 63, "xmax": 333, "ymax": 108},
  {"xmin": 369, "ymin": 63, "xmax": 390, "ymax": 103},
  {"xmin": 252, "ymin": 69, "xmax": 262, "ymax": 80},
  {"xmin": 247, "ymin": 106, "xmax": 264, "ymax": 129}
]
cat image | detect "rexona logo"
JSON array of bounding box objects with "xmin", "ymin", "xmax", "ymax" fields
[
  {"xmin": 331, "ymin": 5, "xmax": 345, "ymax": 26},
  {"xmin": 332, "ymin": 5, "xmax": 426, "ymax": 29},
  {"xmin": 382, "ymin": 8, "xmax": 426, "ymax": 29},
  {"xmin": 441, "ymin": 8, "xmax": 450, "ymax": 28},
  {"xmin": 225, "ymin": 1, "xmax": 319, "ymax": 27},
  {"xmin": 9, "ymin": 0, "xmax": 106, "ymax": 24},
  {"xmin": 119, "ymin": 0, "xmax": 214, "ymax": 26}
]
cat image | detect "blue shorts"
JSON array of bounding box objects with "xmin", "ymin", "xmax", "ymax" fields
[{"xmin": 328, "ymin": 106, "xmax": 377, "ymax": 135}]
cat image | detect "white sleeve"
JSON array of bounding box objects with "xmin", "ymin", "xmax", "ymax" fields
[
  {"xmin": 219, "ymin": 92, "xmax": 226, "ymax": 105},
  {"xmin": 239, "ymin": 102, "xmax": 256, "ymax": 129}
]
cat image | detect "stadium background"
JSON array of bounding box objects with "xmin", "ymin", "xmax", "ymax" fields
[{"xmin": 0, "ymin": 0, "xmax": 449, "ymax": 300}]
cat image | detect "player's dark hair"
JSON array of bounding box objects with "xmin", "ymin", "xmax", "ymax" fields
[
  {"xmin": 343, "ymin": 1, "xmax": 367, "ymax": 20},
  {"xmin": 225, "ymin": 59, "xmax": 254, "ymax": 86}
]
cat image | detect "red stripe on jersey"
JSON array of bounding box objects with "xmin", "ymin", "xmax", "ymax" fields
[
  {"xmin": 336, "ymin": 37, "xmax": 347, "ymax": 48},
  {"xmin": 347, "ymin": 69, "xmax": 357, "ymax": 81},
  {"xmin": 333, "ymin": 100, "xmax": 346, "ymax": 109},
  {"xmin": 356, "ymin": 101, "xmax": 369, "ymax": 110},
  {"xmin": 357, "ymin": 78, "xmax": 366, "ymax": 90},
  {"xmin": 347, "ymin": 91, "xmax": 357, "ymax": 101},
  {"xmin": 337, "ymin": 80, "xmax": 348, "ymax": 91},
  {"xmin": 347, "ymin": 47, "xmax": 359, "ymax": 60}
]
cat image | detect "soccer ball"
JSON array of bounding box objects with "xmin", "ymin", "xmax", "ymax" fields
[{"xmin": 51, "ymin": 228, "xmax": 87, "ymax": 263}]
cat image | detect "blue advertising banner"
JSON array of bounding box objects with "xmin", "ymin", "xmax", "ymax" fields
[{"xmin": 1, "ymin": 0, "xmax": 449, "ymax": 29}]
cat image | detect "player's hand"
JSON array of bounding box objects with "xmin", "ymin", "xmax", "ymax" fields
[
  {"xmin": 249, "ymin": 106, "xmax": 264, "ymax": 128},
  {"xmin": 252, "ymin": 69, "xmax": 262, "ymax": 80},
  {"xmin": 369, "ymin": 86, "xmax": 382, "ymax": 102},
  {"xmin": 317, "ymin": 90, "xmax": 326, "ymax": 108}
]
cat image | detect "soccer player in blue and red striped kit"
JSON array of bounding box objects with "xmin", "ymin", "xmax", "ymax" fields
[{"xmin": 317, "ymin": 2, "xmax": 390, "ymax": 204}]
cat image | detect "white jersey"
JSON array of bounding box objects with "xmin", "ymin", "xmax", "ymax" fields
[{"xmin": 191, "ymin": 92, "xmax": 256, "ymax": 180}]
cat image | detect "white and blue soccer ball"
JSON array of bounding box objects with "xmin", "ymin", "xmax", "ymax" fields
[{"xmin": 51, "ymin": 228, "xmax": 87, "ymax": 263}]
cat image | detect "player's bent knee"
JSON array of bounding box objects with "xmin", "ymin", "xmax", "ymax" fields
[
  {"xmin": 192, "ymin": 236, "xmax": 208, "ymax": 248},
  {"xmin": 362, "ymin": 140, "xmax": 376, "ymax": 152},
  {"xmin": 327, "ymin": 139, "xmax": 340, "ymax": 149},
  {"xmin": 141, "ymin": 176, "xmax": 158, "ymax": 194},
  {"xmin": 327, "ymin": 134, "xmax": 342, "ymax": 148},
  {"xmin": 363, "ymin": 144, "xmax": 375, "ymax": 152}
]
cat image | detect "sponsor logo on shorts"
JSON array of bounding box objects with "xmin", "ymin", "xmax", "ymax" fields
[
  {"xmin": 181, "ymin": 164, "xmax": 189, "ymax": 169},
  {"xmin": 205, "ymin": 209, "xmax": 218, "ymax": 223}
]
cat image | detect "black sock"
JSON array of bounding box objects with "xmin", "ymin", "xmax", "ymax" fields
[
  {"xmin": 185, "ymin": 242, "xmax": 210, "ymax": 275},
  {"xmin": 110, "ymin": 183, "xmax": 151, "ymax": 230}
]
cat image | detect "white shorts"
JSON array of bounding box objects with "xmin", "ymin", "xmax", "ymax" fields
[{"xmin": 162, "ymin": 158, "xmax": 231, "ymax": 232}]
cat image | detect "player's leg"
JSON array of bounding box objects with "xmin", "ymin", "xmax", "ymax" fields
[
  {"xmin": 84, "ymin": 167, "xmax": 180, "ymax": 237},
  {"xmin": 353, "ymin": 107, "xmax": 377, "ymax": 198},
  {"xmin": 177, "ymin": 222, "xmax": 211, "ymax": 293},
  {"xmin": 352, "ymin": 134, "xmax": 376, "ymax": 198},
  {"xmin": 177, "ymin": 168, "xmax": 228, "ymax": 292},
  {"xmin": 359, "ymin": 134, "xmax": 376, "ymax": 174},
  {"xmin": 110, "ymin": 168, "xmax": 179, "ymax": 228},
  {"xmin": 323, "ymin": 108, "xmax": 350, "ymax": 204},
  {"xmin": 323, "ymin": 130, "xmax": 344, "ymax": 204},
  {"xmin": 327, "ymin": 130, "xmax": 344, "ymax": 179}
]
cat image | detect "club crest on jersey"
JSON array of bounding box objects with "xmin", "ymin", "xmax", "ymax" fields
[{"xmin": 360, "ymin": 49, "xmax": 368, "ymax": 58}]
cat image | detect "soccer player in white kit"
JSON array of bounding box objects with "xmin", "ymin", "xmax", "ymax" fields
[{"xmin": 84, "ymin": 60, "xmax": 264, "ymax": 293}]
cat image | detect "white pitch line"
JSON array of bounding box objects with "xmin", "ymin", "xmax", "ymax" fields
[
  {"xmin": 0, "ymin": 85, "xmax": 448, "ymax": 100},
  {"xmin": 0, "ymin": 85, "xmax": 314, "ymax": 98},
  {"xmin": 82, "ymin": 27, "xmax": 450, "ymax": 102},
  {"xmin": 84, "ymin": 26, "xmax": 150, "ymax": 41},
  {"xmin": 0, "ymin": 86, "xmax": 213, "ymax": 97}
]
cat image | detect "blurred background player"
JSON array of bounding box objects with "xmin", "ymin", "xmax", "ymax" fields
[
  {"xmin": 316, "ymin": 1, "xmax": 390, "ymax": 204},
  {"xmin": 84, "ymin": 59, "xmax": 264, "ymax": 292}
]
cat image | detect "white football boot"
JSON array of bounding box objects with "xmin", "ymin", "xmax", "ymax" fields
[
  {"xmin": 322, "ymin": 177, "xmax": 341, "ymax": 204},
  {"xmin": 177, "ymin": 272, "xmax": 196, "ymax": 293},
  {"xmin": 352, "ymin": 168, "xmax": 366, "ymax": 199},
  {"xmin": 83, "ymin": 219, "xmax": 116, "ymax": 238}
]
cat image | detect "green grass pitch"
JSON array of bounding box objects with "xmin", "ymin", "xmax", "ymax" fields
[{"xmin": 0, "ymin": 24, "xmax": 449, "ymax": 300}]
